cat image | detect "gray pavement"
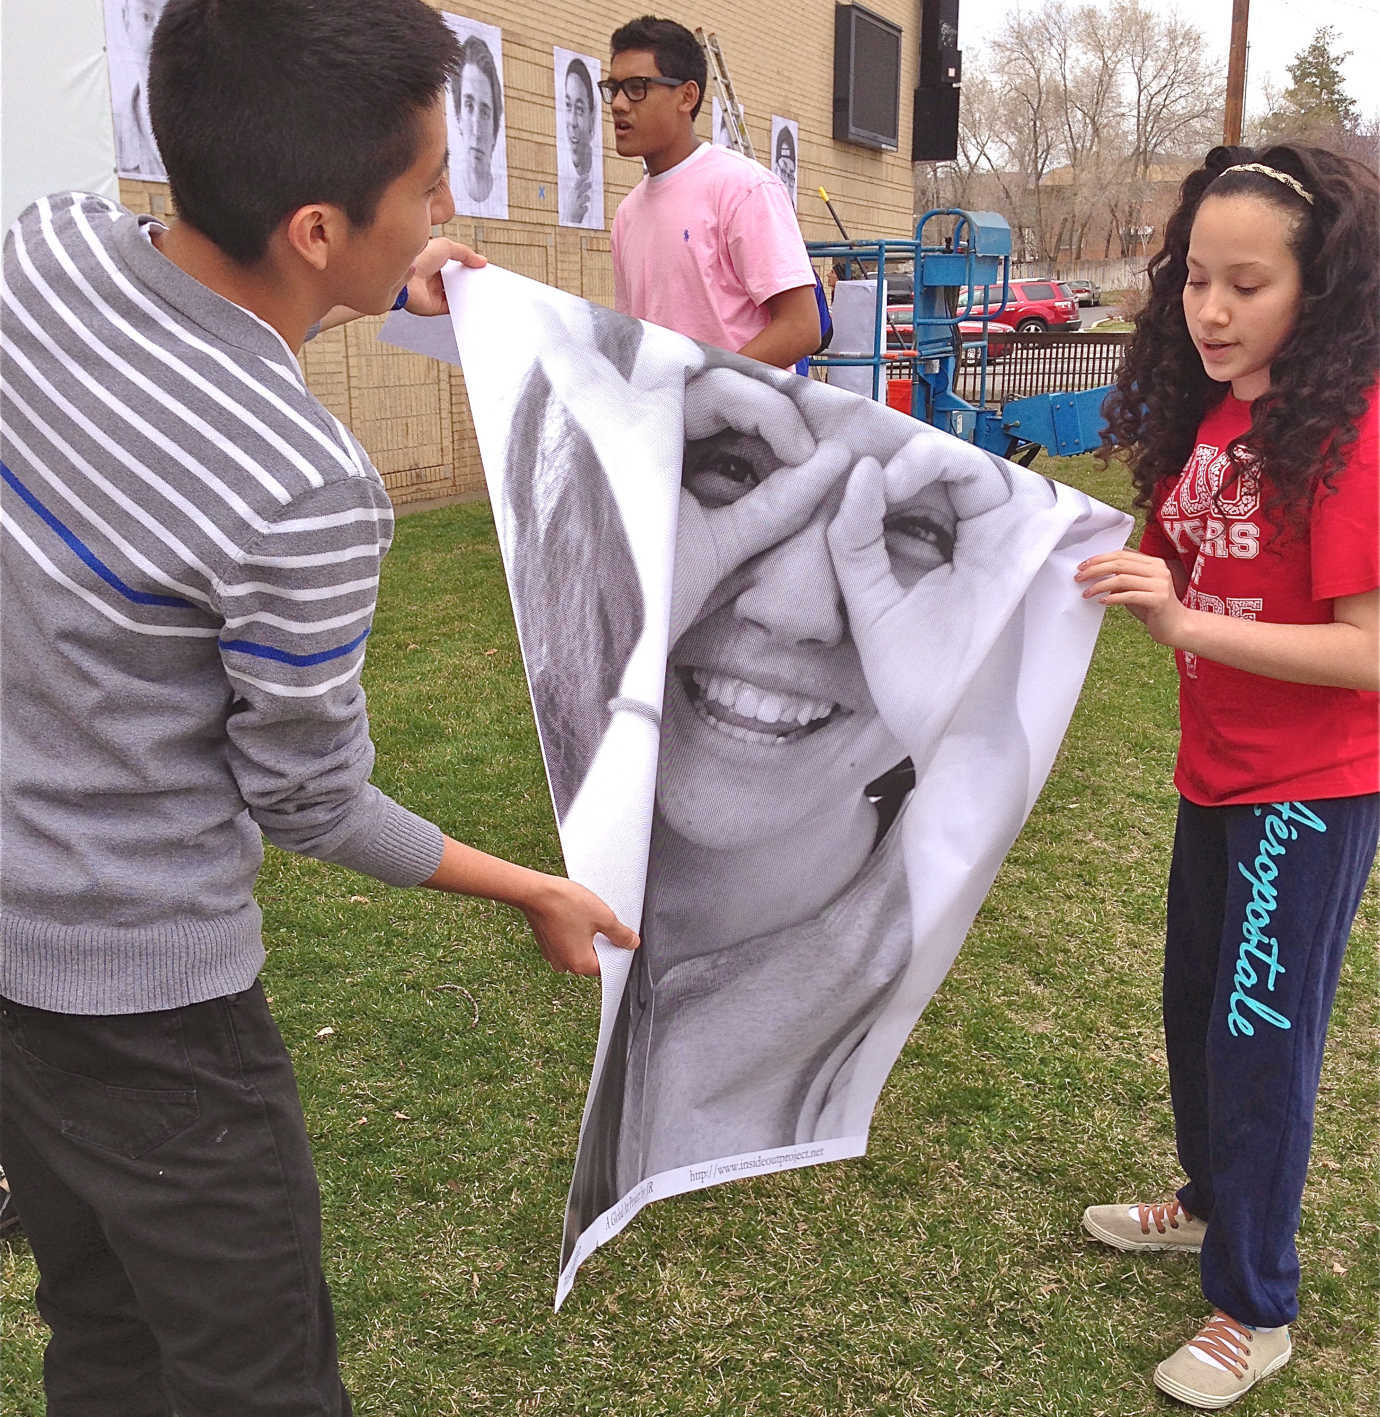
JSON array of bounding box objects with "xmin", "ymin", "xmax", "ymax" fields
[{"xmin": 1080, "ymin": 303, "xmax": 1128, "ymax": 325}]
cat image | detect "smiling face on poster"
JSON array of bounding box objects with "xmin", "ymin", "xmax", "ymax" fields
[
  {"xmin": 770, "ymin": 116, "xmax": 798, "ymax": 209},
  {"xmin": 442, "ymin": 14, "xmax": 508, "ymax": 219},
  {"xmin": 554, "ymin": 48, "xmax": 604, "ymax": 229},
  {"xmin": 380, "ymin": 264, "xmax": 1132, "ymax": 1309},
  {"xmin": 104, "ymin": 0, "xmax": 169, "ymax": 180}
]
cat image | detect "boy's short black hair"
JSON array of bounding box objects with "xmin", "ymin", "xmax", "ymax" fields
[
  {"xmin": 609, "ymin": 16, "xmax": 707, "ymax": 120},
  {"xmin": 149, "ymin": 0, "xmax": 460, "ymax": 266}
]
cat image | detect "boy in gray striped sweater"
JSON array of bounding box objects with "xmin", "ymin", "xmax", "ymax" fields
[{"xmin": 0, "ymin": 3, "xmax": 636, "ymax": 1411}]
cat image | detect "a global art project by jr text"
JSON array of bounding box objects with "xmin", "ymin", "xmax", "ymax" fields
[{"xmin": 381, "ymin": 267, "xmax": 1132, "ymax": 1307}]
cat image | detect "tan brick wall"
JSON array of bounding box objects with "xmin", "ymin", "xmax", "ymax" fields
[{"xmin": 119, "ymin": 1, "xmax": 921, "ymax": 504}]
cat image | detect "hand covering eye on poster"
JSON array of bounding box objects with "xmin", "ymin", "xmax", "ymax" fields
[
  {"xmin": 442, "ymin": 14, "xmax": 508, "ymax": 220},
  {"xmin": 103, "ymin": 0, "xmax": 169, "ymax": 180},
  {"xmin": 554, "ymin": 48, "xmax": 604, "ymax": 229},
  {"xmin": 381, "ymin": 267, "xmax": 1132, "ymax": 1311},
  {"xmin": 770, "ymin": 116, "xmax": 799, "ymax": 209}
]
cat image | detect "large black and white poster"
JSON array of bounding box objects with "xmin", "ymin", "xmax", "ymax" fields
[
  {"xmin": 442, "ymin": 13, "xmax": 508, "ymax": 220},
  {"xmin": 103, "ymin": 0, "xmax": 169, "ymax": 180},
  {"xmin": 382, "ymin": 266, "xmax": 1132, "ymax": 1309},
  {"xmin": 554, "ymin": 47, "xmax": 604, "ymax": 229}
]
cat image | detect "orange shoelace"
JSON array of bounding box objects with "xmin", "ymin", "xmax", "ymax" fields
[
  {"xmin": 1186, "ymin": 1310, "xmax": 1253, "ymax": 1379},
  {"xmin": 1135, "ymin": 1198, "xmax": 1194, "ymax": 1235}
]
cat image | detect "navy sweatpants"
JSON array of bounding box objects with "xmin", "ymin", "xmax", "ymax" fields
[{"xmin": 1164, "ymin": 794, "xmax": 1378, "ymax": 1328}]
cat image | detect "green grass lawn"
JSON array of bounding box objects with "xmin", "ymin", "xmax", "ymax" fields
[{"xmin": 4, "ymin": 455, "xmax": 1375, "ymax": 1416}]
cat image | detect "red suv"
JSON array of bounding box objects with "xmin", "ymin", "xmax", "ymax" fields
[{"xmin": 959, "ymin": 279, "xmax": 1080, "ymax": 333}]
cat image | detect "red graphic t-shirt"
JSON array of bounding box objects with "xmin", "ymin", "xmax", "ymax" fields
[{"xmin": 1139, "ymin": 389, "xmax": 1379, "ymax": 806}]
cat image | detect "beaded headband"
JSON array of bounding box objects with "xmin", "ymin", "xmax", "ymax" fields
[{"xmin": 1219, "ymin": 163, "xmax": 1315, "ymax": 205}]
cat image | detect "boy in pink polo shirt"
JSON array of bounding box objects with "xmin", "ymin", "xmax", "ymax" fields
[{"xmin": 604, "ymin": 15, "xmax": 819, "ymax": 368}]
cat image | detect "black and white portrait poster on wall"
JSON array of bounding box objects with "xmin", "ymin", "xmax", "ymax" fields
[
  {"xmin": 442, "ymin": 13, "xmax": 508, "ymax": 220},
  {"xmin": 103, "ymin": 0, "xmax": 168, "ymax": 180},
  {"xmin": 769, "ymin": 116, "xmax": 799, "ymax": 209},
  {"xmin": 381, "ymin": 265, "xmax": 1132, "ymax": 1310},
  {"xmin": 554, "ymin": 47, "xmax": 604, "ymax": 229},
  {"xmin": 711, "ymin": 96, "xmax": 734, "ymax": 149}
]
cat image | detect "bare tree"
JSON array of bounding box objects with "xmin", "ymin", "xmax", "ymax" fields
[
  {"xmin": 922, "ymin": 1, "xmax": 1222, "ymax": 264},
  {"xmin": 989, "ymin": 9, "xmax": 1066, "ymax": 261},
  {"xmin": 1045, "ymin": 4, "xmax": 1127, "ymax": 258},
  {"xmin": 1112, "ymin": 0, "xmax": 1221, "ymax": 249},
  {"xmin": 914, "ymin": 73, "xmax": 1010, "ymax": 222}
]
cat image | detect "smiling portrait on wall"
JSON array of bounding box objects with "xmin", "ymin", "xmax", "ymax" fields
[
  {"xmin": 104, "ymin": 0, "xmax": 169, "ymax": 180},
  {"xmin": 554, "ymin": 48, "xmax": 604, "ymax": 229},
  {"xmin": 441, "ymin": 13, "xmax": 508, "ymax": 220},
  {"xmin": 770, "ymin": 116, "xmax": 799, "ymax": 209}
]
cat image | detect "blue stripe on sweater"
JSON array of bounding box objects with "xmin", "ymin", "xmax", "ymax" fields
[
  {"xmin": 1, "ymin": 459, "xmax": 195, "ymax": 609},
  {"xmin": 218, "ymin": 625, "xmax": 371, "ymax": 667},
  {"xmin": 2, "ymin": 460, "xmax": 371, "ymax": 668}
]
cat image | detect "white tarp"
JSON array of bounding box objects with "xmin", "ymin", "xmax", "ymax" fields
[{"xmin": 1, "ymin": 0, "xmax": 119, "ymax": 233}]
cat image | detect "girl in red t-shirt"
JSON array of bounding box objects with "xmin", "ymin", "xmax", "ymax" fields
[{"xmin": 1074, "ymin": 142, "xmax": 1378, "ymax": 1410}]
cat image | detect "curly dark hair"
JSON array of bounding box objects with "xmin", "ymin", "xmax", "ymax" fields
[{"xmin": 1099, "ymin": 142, "xmax": 1378, "ymax": 534}]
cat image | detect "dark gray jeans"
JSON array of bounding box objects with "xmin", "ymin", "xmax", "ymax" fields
[{"xmin": 0, "ymin": 981, "xmax": 350, "ymax": 1416}]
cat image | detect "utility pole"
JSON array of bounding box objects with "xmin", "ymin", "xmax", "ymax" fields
[{"xmin": 1224, "ymin": 0, "xmax": 1250, "ymax": 144}]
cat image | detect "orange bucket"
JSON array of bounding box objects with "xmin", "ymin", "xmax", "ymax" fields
[{"xmin": 886, "ymin": 378, "xmax": 913, "ymax": 414}]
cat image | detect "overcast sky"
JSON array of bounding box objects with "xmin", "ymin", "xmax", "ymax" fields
[{"xmin": 958, "ymin": 0, "xmax": 1379, "ymax": 120}]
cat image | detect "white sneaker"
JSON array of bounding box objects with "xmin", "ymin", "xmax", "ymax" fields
[
  {"xmin": 1153, "ymin": 1310, "xmax": 1291, "ymax": 1409},
  {"xmin": 1081, "ymin": 1197, "xmax": 1206, "ymax": 1253}
]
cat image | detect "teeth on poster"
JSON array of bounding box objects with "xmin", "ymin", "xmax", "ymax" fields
[
  {"xmin": 381, "ymin": 266, "xmax": 1132, "ymax": 1310},
  {"xmin": 442, "ymin": 13, "xmax": 509, "ymax": 221}
]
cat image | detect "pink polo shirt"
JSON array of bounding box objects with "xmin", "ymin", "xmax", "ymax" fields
[{"xmin": 611, "ymin": 142, "xmax": 815, "ymax": 352}]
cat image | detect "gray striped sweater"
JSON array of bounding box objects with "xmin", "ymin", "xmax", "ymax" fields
[{"xmin": 0, "ymin": 193, "xmax": 445, "ymax": 1014}]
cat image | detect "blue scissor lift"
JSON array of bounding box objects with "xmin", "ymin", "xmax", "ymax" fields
[{"xmin": 807, "ymin": 209, "xmax": 1113, "ymax": 462}]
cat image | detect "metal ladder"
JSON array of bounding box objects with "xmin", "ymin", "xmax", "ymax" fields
[{"xmin": 695, "ymin": 28, "xmax": 755, "ymax": 159}]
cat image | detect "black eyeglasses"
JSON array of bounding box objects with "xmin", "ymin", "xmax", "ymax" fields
[{"xmin": 597, "ymin": 76, "xmax": 686, "ymax": 103}]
